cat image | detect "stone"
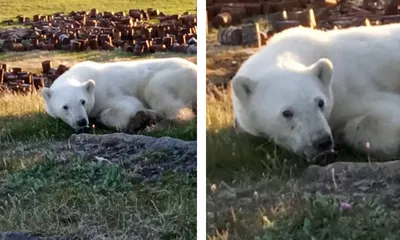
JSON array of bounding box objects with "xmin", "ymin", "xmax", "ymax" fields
[
  {"xmin": 68, "ymin": 133, "xmax": 197, "ymax": 180},
  {"xmin": 0, "ymin": 232, "xmax": 67, "ymax": 240}
]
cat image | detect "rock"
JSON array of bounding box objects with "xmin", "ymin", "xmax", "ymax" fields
[
  {"xmin": 300, "ymin": 160, "xmax": 400, "ymax": 208},
  {"xmin": 0, "ymin": 133, "xmax": 196, "ymax": 183},
  {"xmin": 0, "ymin": 232, "xmax": 67, "ymax": 240},
  {"xmin": 302, "ymin": 160, "xmax": 400, "ymax": 183},
  {"xmin": 68, "ymin": 133, "xmax": 197, "ymax": 181},
  {"xmin": 186, "ymin": 44, "xmax": 197, "ymax": 54}
]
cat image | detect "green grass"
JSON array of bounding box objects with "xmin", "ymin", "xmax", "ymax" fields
[
  {"xmin": 147, "ymin": 118, "xmax": 197, "ymax": 141},
  {"xmin": 260, "ymin": 193, "xmax": 400, "ymax": 240},
  {"xmin": 0, "ymin": 154, "xmax": 196, "ymax": 239},
  {"xmin": 0, "ymin": 0, "xmax": 196, "ymax": 22}
]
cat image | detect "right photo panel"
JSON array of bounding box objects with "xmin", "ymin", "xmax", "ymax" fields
[{"xmin": 206, "ymin": 0, "xmax": 400, "ymax": 239}]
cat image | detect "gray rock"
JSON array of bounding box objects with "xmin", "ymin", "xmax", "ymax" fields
[
  {"xmin": 0, "ymin": 232, "xmax": 67, "ymax": 240},
  {"xmin": 300, "ymin": 160, "xmax": 400, "ymax": 206},
  {"xmin": 67, "ymin": 133, "xmax": 197, "ymax": 181},
  {"xmin": 1, "ymin": 133, "xmax": 196, "ymax": 182}
]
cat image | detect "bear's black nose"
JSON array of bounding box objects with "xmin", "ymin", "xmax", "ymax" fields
[
  {"xmin": 76, "ymin": 118, "xmax": 88, "ymax": 127},
  {"xmin": 312, "ymin": 134, "xmax": 333, "ymax": 152}
]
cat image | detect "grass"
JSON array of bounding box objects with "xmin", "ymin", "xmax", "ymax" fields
[
  {"xmin": 259, "ymin": 192, "xmax": 400, "ymax": 240},
  {"xmin": 0, "ymin": 0, "xmax": 196, "ymax": 22},
  {"xmin": 0, "ymin": 0, "xmax": 197, "ymax": 238},
  {"xmin": 205, "ymin": 40, "xmax": 400, "ymax": 239},
  {"xmin": 0, "ymin": 49, "xmax": 196, "ymax": 75},
  {"xmin": 0, "ymin": 154, "xmax": 196, "ymax": 239},
  {"xmin": 0, "ymin": 88, "xmax": 197, "ymax": 144},
  {"xmin": 206, "ymin": 86, "xmax": 304, "ymax": 182}
]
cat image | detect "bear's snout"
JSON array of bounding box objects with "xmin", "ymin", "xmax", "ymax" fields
[
  {"xmin": 312, "ymin": 133, "xmax": 333, "ymax": 152},
  {"xmin": 76, "ymin": 118, "xmax": 88, "ymax": 127}
]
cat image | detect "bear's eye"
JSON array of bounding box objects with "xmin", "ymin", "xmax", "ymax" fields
[
  {"xmin": 63, "ymin": 105, "xmax": 68, "ymax": 110},
  {"xmin": 81, "ymin": 100, "xmax": 86, "ymax": 105},
  {"xmin": 282, "ymin": 109, "xmax": 294, "ymax": 118},
  {"xmin": 318, "ymin": 99, "xmax": 325, "ymax": 109}
]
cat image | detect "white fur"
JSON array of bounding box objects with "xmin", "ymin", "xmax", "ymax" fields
[
  {"xmin": 42, "ymin": 57, "xmax": 197, "ymax": 131},
  {"xmin": 232, "ymin": 24, "xmax": 400, "ymax": 160}
]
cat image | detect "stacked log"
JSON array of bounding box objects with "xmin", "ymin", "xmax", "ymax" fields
[
  {"xmin": 0, "ymin": 60, "xmax": 69, "ymax": 94},
  {"xmin": 207, "ymin": 0, "xmax": 332, "ymax": 28},
  {"xmin": 214, "ymin": 0, "xmax": 400, "ymax": 46},
  {"xmin": 0, "ymin": 8, "xmax": 197, "ymax": 55}
]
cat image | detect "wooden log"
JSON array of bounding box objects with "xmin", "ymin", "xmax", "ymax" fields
[
  {"xmin": 241, "ymin": 23, "xmax": 261, "ymax": 48},
  {"xmin": 218, "ymin": 26, "xmax": 242, "ymax": 45}
]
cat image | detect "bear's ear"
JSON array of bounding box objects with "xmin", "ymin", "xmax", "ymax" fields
[
  {"xmin": 82, "ymin": 79, "xmax": 95, "ymax": 94},
  {"xmin": 41, "ymin": 87, "xmax": 52, "ymax": 101},
  {"xmin": 232, "ymin": 75, "xmax": 256, "ymax": 102},
  {"xmin": 309, "ymin": 58, "xmax": 333, "ymax": 88}
]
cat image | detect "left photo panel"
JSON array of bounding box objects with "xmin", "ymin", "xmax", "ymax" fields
[{"xmin": 0, "ymin": 0, "xmax": 197, "ymax": 239}]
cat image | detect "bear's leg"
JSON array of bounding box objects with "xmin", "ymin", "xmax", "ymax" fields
[
  {"xmin": 141, "ymin": 95, "xmax": 196, "ymax": 133},
  {"xmin": 97, "ymin": 96, "xmax": 161, "ymax": 132},
  {"xmin": 336, "ymin": 112, "xmax": 400, "ymax": 159},
  {"xmin": 144, "ymin": 90, "xmax": 195, "ymax": 120},
  {"xmin": 143, "ymin": 70, "xmax": 196, "ymax": 122}
]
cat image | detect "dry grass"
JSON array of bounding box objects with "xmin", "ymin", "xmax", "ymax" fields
[
  {"xmin": 0, "ymin": 50, "xmax": 196, "ymax": 74},
  {"xmin": 0, "ymin": 89, "xmax": 44, "ymax": 116},
  {"xmin": 206, "ymin": 87, "xmax": 233, "ymax": 131},
  {"xmin": 0, "ymin": 0, "xmax": 196, "ymax": 22}
]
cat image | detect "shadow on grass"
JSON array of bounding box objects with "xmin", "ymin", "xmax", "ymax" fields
[
  {"xmin": 206, "ymin": 126, "xmax": 383, "ymax": 183},
  {"xmin": 206, "ymin": 126, "xmax": 306, "ymax": 182},
  {"xmin": 0, "ymin": 112, "xmax": 75, "ymax": 144}
]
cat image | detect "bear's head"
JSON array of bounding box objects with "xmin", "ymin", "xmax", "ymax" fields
[
  {"xmin": 232, "ymin": 58, "xmax": 335, "ymax": 160},
  {"xmin": 41, "ymin": 79, "xmax": 95, "ymax": 131}
]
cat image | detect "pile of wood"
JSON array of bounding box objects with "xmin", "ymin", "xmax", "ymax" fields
[
  {"xmin": 207, "ymin": 0, "xmax": 338, "ymax": 28},
  {"xmin": 214, "ymin": 0, "xmax": 400, "ymax": 46},
  {"xmin": 0, "ymin": 61, "xmax": 69, "ymax": 93},
  {"xmin": 0, "ymin": 8, "xmax": 197, "ymax": 55}
]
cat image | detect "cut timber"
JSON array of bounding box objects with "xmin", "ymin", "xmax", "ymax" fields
[
  {"xmin": 218, "ymin": 26, "xmax": 243, "ymax": 45},
  {"xmin": 241, "ymin": 23, "xmax": 261, "ymax": 48}
]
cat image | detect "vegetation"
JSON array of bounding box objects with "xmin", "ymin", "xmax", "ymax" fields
[
  {"xmin": 0, "ymin": 155, "xmax": 196, "ymax": 239},
  {"xmin": 0, "ymin": 0, "xmax": 196, "ymax": 22}
]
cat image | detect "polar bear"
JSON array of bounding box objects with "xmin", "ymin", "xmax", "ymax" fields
[
  {"xmin": 41, "ymin": 57, "xmax": 197, "ymax": 132},
  {"xmin": 232, "ymin": 23, "xmax": 400, "ymax": 161}
]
